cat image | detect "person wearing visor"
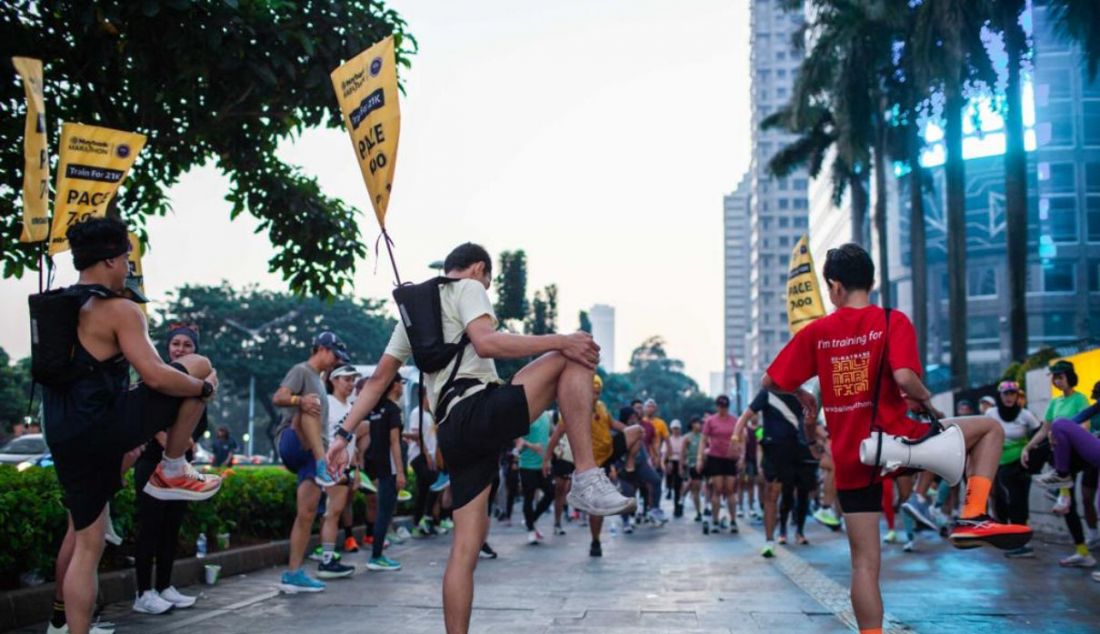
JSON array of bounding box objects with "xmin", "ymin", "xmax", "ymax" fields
[
  {"xmin": 986, "ymin": 381, "xmax": 1042, "ymax": 558},
  {"xmin": 42, "ymin": 218, "xmax": 221, "ymax": 634}
]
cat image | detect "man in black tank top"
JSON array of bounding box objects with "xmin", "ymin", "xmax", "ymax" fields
[{"xmin": 42, "ymin": 218, "xmax": 222, "ymax": 634}]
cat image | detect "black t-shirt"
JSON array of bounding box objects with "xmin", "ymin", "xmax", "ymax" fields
[
  {"xmin": 367, "ymin": 400, "xmax": 403, "ymax": 477},
  {"xmin": 749, "ymin": 389, "xmax": 807, "ymax": 446}
]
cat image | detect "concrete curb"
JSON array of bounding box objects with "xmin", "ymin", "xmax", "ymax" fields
[{"xmin": 0, "ymin": 518, "xmax": 414, "ymax": 632}]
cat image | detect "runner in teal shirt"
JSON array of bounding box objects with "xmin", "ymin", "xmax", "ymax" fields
[{"xmin": 519, "ymin": 413, "xmax": 551, "ymax": 470}]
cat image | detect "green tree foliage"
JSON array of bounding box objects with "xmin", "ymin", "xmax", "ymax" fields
[
  {"xmin": 525, "ymin": 284, "xmax": 557, "ymax": 336},
  {"xmin": 0, "ymin": 349, "xmax": 34, "ymax": 431},
  {"xmin": 598, "ymin": 336, "xmax": 715, "ymax": 423},
  {"xmin": 578, "ymin": 310, "xmax": 592, "ymax": 334},
  {"xmin": 1047, "ymin": 0, "xmax": 1100, "ymax": 79},
  {"xmin": 154, "ymin": 283, "xmax": 395, "ymax": 450},
  {"xmin": 493, "ymin": 250, "xmax": 528, "ymax": 323},
  {"xmin": 0, "ymin": 1, "xmax": 415, "ymax": 297}
]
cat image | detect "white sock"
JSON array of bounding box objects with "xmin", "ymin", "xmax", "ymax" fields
[
  {"xmin": 161, "ymin": 455, "xmax": 188, "ymax": 477},
  {"xmin": 573, "ymin": 467, "xmax": 599, "ymax": 487}
]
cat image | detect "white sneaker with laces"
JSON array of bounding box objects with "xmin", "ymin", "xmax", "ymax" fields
[
  {"xmin": 158, "ymin": 585, "xmax": 197, "ymax": 608},
  {"xmin": 527, "ymin": 530, "xmax": 539, "ymax": 545},
  {"xmin": 132, "ymin": 590, "xmax": 174, "ymax": 615},
  {"xmin": 567, "ymin": 470, "xmax": 636, "ymax": 516},
  {"xmin": 396, "ymin": 526, "xmax": 412, "ymax": 541},
  {"xmin": 1034, "ymin": 469, "xmax": 1074, "ymax": 489},
  {"xmin": 1059, "ymin": 553, "xmax": 1097, "ymax": 568}
]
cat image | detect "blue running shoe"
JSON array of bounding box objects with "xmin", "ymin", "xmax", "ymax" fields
[
  {"xmin": 430, "ymin": 472, "xmax": 451, "ymax": 493},
  {"xmin": 366, "ymin": 556, "xmax": 402, "ymax": 571},
  {"xmin": 314, "ymin": 460, "xmax": 336, "ymax": 488},
  {"xmin": 901, "ymin": 494, "xmax": 937, "ymax": 532},
  {"xmin": 278, "ymin": 569, "xmax": 326, "ymax": 593}
]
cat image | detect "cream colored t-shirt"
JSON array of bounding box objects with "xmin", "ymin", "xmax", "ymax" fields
[{"xmin": 384, "ymin": 278, "xmax": 502, "ymax": 418}]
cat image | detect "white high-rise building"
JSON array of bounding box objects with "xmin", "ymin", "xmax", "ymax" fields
[
  {"xmin": 589, "ymin": 304, "xmax": 616, "ymax": 373},
  {"xmin": 747, "ymin": 0, "xmax": 810, "ymax": 383},
  {"xmin": 724, "ymin": 174, "xmax": 752, "ymax": 398}
]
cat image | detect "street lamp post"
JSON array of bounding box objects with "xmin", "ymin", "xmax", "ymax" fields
[{"xmin": 224, "ymin": 309, "xmax": 299, "ymax": 456}]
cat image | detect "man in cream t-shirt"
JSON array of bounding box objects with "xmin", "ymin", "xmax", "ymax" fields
[{"xmin": 327, "ymin": 242, "xmax": 634, "ymax": 634}]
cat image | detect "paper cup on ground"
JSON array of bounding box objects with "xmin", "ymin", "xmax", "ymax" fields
[{"xmin": 204, "ymin": 564, "xmax": 221, "ymax": 585}]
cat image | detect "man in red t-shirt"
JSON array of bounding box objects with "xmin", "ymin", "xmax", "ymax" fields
[{"xmin": 763, "ymin": 244, "xmax": 1031, "ymax": 634}]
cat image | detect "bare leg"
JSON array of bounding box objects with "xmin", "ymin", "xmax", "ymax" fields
[
  {"xmin": 322, "ymin": 484, "xmax": 350, "ymax": 547},
  {"xmin": 444, "ymin": 485, "xmax": 491, "ymax": 634},
  {"xmin": 952, "ymin": 416, "xmax": 1006, "ymax": 481},
  {"xmin": 288, "ymin": 482, "xmax": 321, "ymax": 571},
  {"xmin": 511, "ymin": 353, "xmax": 596, "ymax": 472},
  {"xmin": 845, "ymin": 512, "xmax": 884, "ymax": 631},
  {"xmin": 590, "ymin": 515, "xmax": 603, "ymax": 542},
  {"xmin": 64, "ymin": 509, "xmax": 107, "ymax": 634},
  {"xmin": 764, "ymin": 481, "xmax": 782, "ymax": 540}
]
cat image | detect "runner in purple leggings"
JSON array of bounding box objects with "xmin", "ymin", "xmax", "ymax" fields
[{"xmin": 1035, "ymin": 382, "xmax": 1100, "ymax": 484}]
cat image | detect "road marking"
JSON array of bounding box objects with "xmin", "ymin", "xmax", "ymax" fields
[
  {"xmin": 740, "ymin": 522, "xmax": 914, "ymax": 634},
  {"xmin": 156, "ymin": 589, "xmax": 281, "ymax": 633}
]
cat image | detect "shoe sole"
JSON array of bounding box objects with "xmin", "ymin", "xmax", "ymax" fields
[
  {"xmin": 901, "ymin": 504, "xmax": 938, "ymax": 532},
  {"xmin": 366, "ymin": 564, "xmax": 401, "ymax": 571},
  {"xmin": 949, "ymin": 530, "xmax": 1032, "ymax": 551},
  {"xmin": 314, "ymin": 477, "xmax": 337, "ymax": 488},
  {"xmin": 316, "ymin": 570, "xmax": 355, "ymax": 579},
  {"xmin": 566, "ymin": 492, "xmax": 637, "ymax": 517},
  {"xmin": 143, "ymin": 480, "xmax": 221, "ymax": 502},
  {"xmin": 132, "ymin": 605, "xmax": 174, "ymax": 615},
  {"xmin": 278, "ymin": 583, "xmax": 325, "ymax": 593}
]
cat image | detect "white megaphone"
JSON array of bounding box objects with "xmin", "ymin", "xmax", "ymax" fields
[{"xmin": 859, "ymin": 423, "xmax": 966, "ymax": 486}]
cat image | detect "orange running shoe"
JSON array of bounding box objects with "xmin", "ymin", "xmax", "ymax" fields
[
  {"xmin": 343, "ymin": 536, "xmax": 360, "ymax": 553},
  {"xmin": 144, "ymin": 462, "xmax": 222, "ymax": 501},
  {"xmin": 949, "ymin": 514, "xmax": 1032, "ymax": 550}
]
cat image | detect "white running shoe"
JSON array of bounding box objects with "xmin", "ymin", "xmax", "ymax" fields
[
  {"xmin": 158, "ymin": 586, "xmax": 197, "ymax": 609},
  {"xmin": 46, "ymin": 625, "xmax": 115, "ymax": 634},
  {"xmin": 132, "ymin": 590, "xmax": 174, "ymax": 615},
  {"xmin": 567, "ymin": 471, "xmax": 636, "ymax": 516},
  {"xmin": 1059, "ymin": 553, "xmax": 1097, "ymax": 568}
]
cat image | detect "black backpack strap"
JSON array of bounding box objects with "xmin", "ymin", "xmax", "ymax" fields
[{"xmin": 869, "ymin": 308, "xmax": 892, "ymax": 486}]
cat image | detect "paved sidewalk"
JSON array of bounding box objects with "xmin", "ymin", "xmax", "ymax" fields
[{"xmin": 15, "ymin": 504, "xmax": 1100, "ymax": 633}]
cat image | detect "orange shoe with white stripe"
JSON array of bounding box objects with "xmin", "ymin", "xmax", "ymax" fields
[
  {"xmin": 143, "ymin": 462, "xmax": 222, "ymax": 501},
  {"xmin": 949, "ymin": 514, "xmax": 1032, "ymax": 550}
]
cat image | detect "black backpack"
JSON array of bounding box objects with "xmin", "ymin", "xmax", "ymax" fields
[
  {"xmin": 28, "ymin": 284, "xmax": 118, "ymax": 387},
  {"xmin": 392, "ymin": 277, "xmax": 477, "ymax": 422}
]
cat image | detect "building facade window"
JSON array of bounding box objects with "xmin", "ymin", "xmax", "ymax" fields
[
  {"xmin": 1088, "ymin": 196, "xmax": 1100, "ymax": 242},
  {"xmin": 1043, "ymin": 261, "xmax": 1076, "ymax": 293},
  {"xmin": 1046, "ymin": 196, "xmax": 1078, "ymax": 242},
  {"xmin": 968, "ymin": 268, "xmax": 997, "ymax": 297}
]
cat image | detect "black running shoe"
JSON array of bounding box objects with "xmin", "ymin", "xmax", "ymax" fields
[
  {"xmin": 589, "ymin": 541, "xmax": 602, "ymax": 557},
  {"xmin": 479, "ymin": 543, "xmax": 498, "ymax": 559}
]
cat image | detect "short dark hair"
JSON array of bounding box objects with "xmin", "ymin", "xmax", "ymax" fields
[
  {"xmin": 444, "ymin": 243, "xmax": 492, "ymax": 274},
  {"xmin": 631, "ymin": 399, "xmax": 643, "ymax": 406},
  {"xmin": 67, "ymin": 216, "xmax": 130, "ymax": 271},
  {"xmin": 823, "ymin": 243, "xmax": 875, "ymax": 292}
]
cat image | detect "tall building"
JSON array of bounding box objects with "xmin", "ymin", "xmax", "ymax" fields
[
  {"xmin": 746, "ymin": 0, "xmax": 811, "ymax": 384},
  {"xmin": 809, "ymin": 2, "xmax": 1100, "ymax": 390},
  {"xmin": 723, "ymin": 174, "xmax": 751, "ymax": 398},
  {"xmin": 589, "ymin": 304, "xmax": 616, "ymax": 373}
]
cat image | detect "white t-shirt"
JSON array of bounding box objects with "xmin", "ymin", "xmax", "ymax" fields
[
  {"xmin": 986, "ymin": 406, "xmax": 1042, "ymax": 442},
  {"xmin": 327, "ymin": 395, "xmax": 353, "ymax": 441},
  {"xmin": 384, "ymin": 278, "xmax": 502, "ymax": 418},
  {"xmin": 407, "ymin": 406, "xmax": 438, "ymax": 467}
]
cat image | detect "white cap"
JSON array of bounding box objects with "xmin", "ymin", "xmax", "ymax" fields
[{"xmin": 670, "ymin": 419, "xmax": 682, "ymax": 430}]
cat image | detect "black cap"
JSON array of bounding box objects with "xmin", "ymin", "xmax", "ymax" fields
[
  {"xmin": 715, "ymin": 394, "xmax": 730, "ymax": 407},
  {"xmin": 313, "ymin": 331, "xmax": 351, "ymax": 363},
  {"xmin": 1050, "ymin": 360, "xmax": 1074, "ymax": 375}
]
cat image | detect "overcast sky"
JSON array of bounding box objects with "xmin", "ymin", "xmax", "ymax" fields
[{"xmin": 1, "ymin": 0, "xmax": 752, "ymax": 389}]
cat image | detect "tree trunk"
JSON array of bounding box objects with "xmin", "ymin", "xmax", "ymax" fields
[
  {"xmin": 945, "ymin": 83, "xmax": 968, "ymax": 390},
  {"xmin": 873, "ymin": 109, "xmax": 892, "ymax": 308},
  {"xmin": 849, "ymin": 174, "xmax": 868, "ymax": 245},
  {"xmin": 1003, "ymin": 9, "xmax": 1030, "ymax": 362},
  {"xmin": 908, "ymin": 123, "xmax": 929, "ymax": 368}
]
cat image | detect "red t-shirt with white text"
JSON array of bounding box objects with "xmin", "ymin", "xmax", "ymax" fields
[{"xmin": 766, "ymin": 305, "xmax": 928, "ymax": 490}]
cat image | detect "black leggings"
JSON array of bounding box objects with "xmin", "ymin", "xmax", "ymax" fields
[
  {"xmin": 373, "ymin": 475, "xmax": 397, "ymax": 558},
  {"xmin": 410, "ymin": 455, "xmax": 438, "ymax": 525},
  {"xmin": 520, "ymin": 468, "xmax": 554, "ymax": 531},
  {"xmin": 779, "ymin": 481, "xmax": 810, "ymax": 536},
  {"xmin": 666, "ymin": 462, "xmax": 683, "ymax": 508},
  {"xmin": 993, "ymin": 461, "xmax": 1031, "ymax": 525},
  {"xmin": 134, "ymin": 471, "xmax": 187, "ymax": 593},
  {"xmin": 502, "ymin": 465, "xmax": 520, "ymax": 520}
]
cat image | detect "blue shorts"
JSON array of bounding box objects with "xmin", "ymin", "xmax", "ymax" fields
[{"xmin": 279, "ymin": 427, "xmax": 316, "ymax": 486}]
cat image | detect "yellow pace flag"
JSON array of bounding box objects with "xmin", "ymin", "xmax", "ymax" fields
[
  {"xmin": 48, "ymin": 123, "xmax": 147, "ymax": 255},
  {"xmin": 125, "ymin": 232, "xmax": 148, "ymax": 314},
  {"xmin": 13, "ymin": 57, "xmax": 50, "ymax": 243},
  {"xmin": 786, "ymin": 235, "xmax": 826, "ymax": 335},
  {"xmin": 330, "ymin": 35, "xmax": 400, "ymax": 229}
]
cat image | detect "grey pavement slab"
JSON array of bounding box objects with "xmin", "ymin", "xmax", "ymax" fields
[{"xmin": 12, "ymin": 500, "xmax": 1100, "ymax": 633}]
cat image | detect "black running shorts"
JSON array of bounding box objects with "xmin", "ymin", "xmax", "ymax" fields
[
  {"xmin": 52, "ymin": 364, "xmax": 188, "ymax": 531},
  {"xmin": 551, "ymin": 458, "xmax": 575, "ymax": 478},
  {"xmin": 762, "ymin": 440, "xmax": 817, "ymax": 488},
  {"xmin": 703, "ymin": 456, "xmax": 738, "ymax": 478},
  {"xmin": 837, "ymin": 482, "xmax": 884, "ymax": 514},
  {"xmin": 437, "ymin": 383, "xmax": 530, "ymax": 510}
]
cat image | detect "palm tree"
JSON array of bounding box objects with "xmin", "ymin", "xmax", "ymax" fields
[
  {"xmin": 911, "ymin": 0, "xmax": 995, "ymax": 390},
  {"xmin": 988, "ymin": 0, "xmax": 1030, "ymax": 364},
  {"xmin": 1047, "ymin": 0, "xmax": 1100, "ymax": 79}
]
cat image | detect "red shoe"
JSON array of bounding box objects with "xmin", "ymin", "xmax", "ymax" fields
[
  {"xmin": 343, "ymin": 537, "xmax": 360, "ymax": 553},
  {"xmin": 144, "ymin": 462, "xmax": 222, "ymax": 501},
  {"xmin": 949, "ymin": 515, "xmax": 1032, "ymax": 550}
]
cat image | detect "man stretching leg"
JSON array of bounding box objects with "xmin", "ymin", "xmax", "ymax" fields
[{"xmin": 327, "ymin": 243, "xmax": 634, "ymax": 633}]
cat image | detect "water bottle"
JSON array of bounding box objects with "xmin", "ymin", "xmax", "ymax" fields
[{"xmin": 196, "ymin": 533, "xmax": 207, "ymax": 559}]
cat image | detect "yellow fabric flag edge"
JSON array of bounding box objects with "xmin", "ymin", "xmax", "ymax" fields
[
  {"xmin": 48, "ymin": 122, "xmax": 147, "ymax": 255},
  {"xmin": 13, "ymin": 56, "xmax": 50, "ymax": 243},
  {"xmin": 329, "ymin": 35, "xmax": 401, "ymax": 230},
  {"xmin": 786, "ymin": 235, "xmax": 827, "ymax": 335}
]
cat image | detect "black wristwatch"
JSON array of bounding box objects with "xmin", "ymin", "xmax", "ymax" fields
[
  {"xmin": 200, "ymin": 381, "xmax": 214, "ymax": 399},
  {"xmin": 335, "ymin": 427, "xmax": 355, "ymax": 444}
]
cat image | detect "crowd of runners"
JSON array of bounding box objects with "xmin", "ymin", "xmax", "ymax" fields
[{"xmin": 30, "ymin": 221, "xmax": 1100, "ymax": 634}]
